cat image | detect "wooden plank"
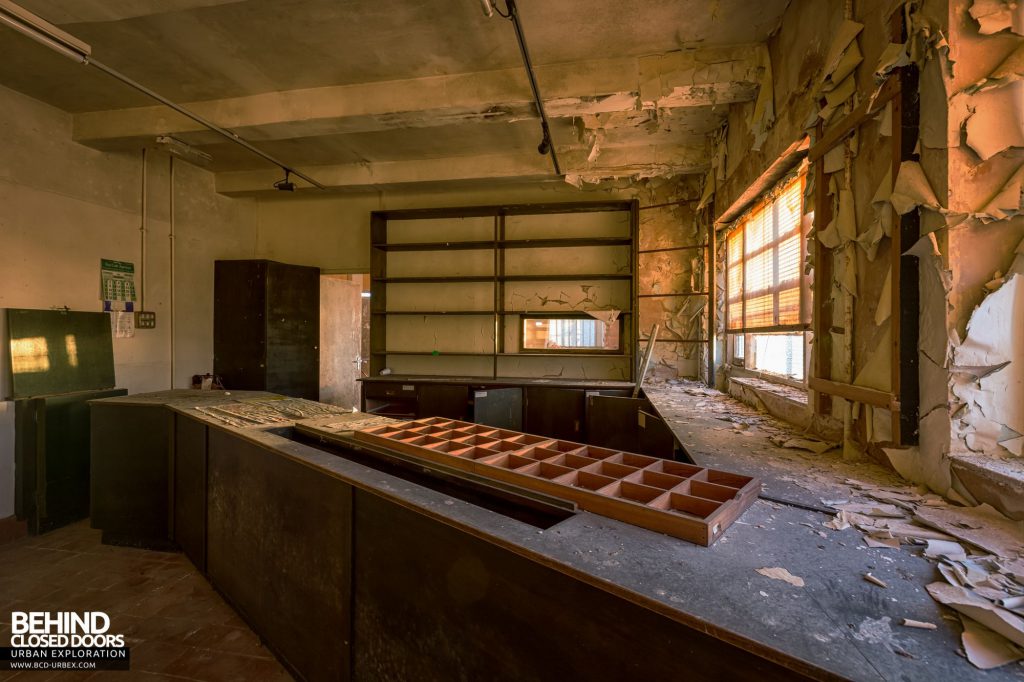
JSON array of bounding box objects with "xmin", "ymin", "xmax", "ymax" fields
[
  {"xmin": 808, "ymin": 377, "xmax": 895, "ymax": 409},
  {"xmin": 894, "ymin": 67, "xmax": 921, "ymax": 446},
  {"xmin": 807, "ymin": 76, "xmax": 900, "ymax": 163},
  {"xmin": 812, "ymin": 119, "xmax": 833, "ymax": 416},
  {"xmin": 632, "ymin": 324, "xmax": 659, "ymax": 399},
  {"xmin": 373, "ymin": 200, "xmax": 633, "ymax": 221},
  {"xmin": 707, "ymin": 215, "xmax": 716, "ymax": 387}
]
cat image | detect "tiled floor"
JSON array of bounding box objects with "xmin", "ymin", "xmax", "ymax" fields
[{"xmin": 0, "ymin": 522, "xmax": 293, "ymax": 681}]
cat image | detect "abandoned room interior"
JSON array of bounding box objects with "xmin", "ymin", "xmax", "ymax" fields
[{"xmin": 0, "ymin": 0, "xmax": 1023, "ymax": 679}]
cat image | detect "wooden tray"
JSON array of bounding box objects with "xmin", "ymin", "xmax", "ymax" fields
[{"xmin": 354, "ymin": 418, "xmax": 760, "ymax": 546}]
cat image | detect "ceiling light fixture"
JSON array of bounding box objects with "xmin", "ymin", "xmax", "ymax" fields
[
  {"xmin": 155, "ymin": 135, "xmax": 213, "ymax": 166},
  {"xmin": 0, "ymin": 0, "xmax": 325, "ymax": 190},
  {"xmin": 486, "ymin": 0, "xmax": 561, "ymax": 176},
  {"xmin": 479, "ymin": 0, "xmax": 494, "ymax": 17},
  {"xmin": 274, "ymin": 170, "xmax": 296, "ymax": 192}
]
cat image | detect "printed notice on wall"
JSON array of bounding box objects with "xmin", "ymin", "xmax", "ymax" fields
[
  {"xmin": 100, "ymin": 259, "xmax": 137, "ymax": 302},
  {"xmin": 111, "ymin": 311, "xmax": 135, "ymax": 339}
]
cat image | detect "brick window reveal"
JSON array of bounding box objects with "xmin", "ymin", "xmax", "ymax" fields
[{"xmin": 726, "ymin": 174, "xmax": 806, "ymax": 334}]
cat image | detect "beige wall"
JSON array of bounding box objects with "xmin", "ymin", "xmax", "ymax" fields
[
  {"xmin": 256, "ymin": 178, "xmax": 710, "ymax": 380},
  {"xmin": 255, "ymin": 182, "xmax": 635, "ymax": 273},
  {"xmin": 0, "ymin": 84, "xmax": 257, "ymax": 517}
]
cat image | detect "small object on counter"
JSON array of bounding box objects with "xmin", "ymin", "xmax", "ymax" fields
[
  {"xmin": 864, "ymin": 573, "xmax": 889, "ymax": 588},
  {"xmin": 901, "ymin": 619, "xmax": 937, "ymax": 630}
]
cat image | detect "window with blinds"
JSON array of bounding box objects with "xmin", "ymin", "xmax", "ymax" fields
[{"xmin": 726, "ymin": 174, "xmax": 805, "ymax": 333}]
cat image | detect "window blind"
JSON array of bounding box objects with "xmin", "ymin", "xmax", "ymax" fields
[{"xmin": 726, "ymin": 175, "xmax": 805, "ymax": 332}]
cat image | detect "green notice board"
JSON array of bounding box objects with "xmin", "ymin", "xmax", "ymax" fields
[{"xmin": 6, "ymin": 309, "xmax": 116, "ymax": 399}]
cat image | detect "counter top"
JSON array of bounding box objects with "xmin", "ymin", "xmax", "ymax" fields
[
  {"xmin": 91, "ymin": 389, "xmax": 1011, "ymax": 681},
  {"xmin": 360, "ymin": 375, "xmax": 634, "ymax": 390},
  {"xmin": 88, "ymin": 389, "xmax": 279, "ymax": 407}
]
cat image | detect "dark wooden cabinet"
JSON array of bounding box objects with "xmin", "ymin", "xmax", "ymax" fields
[
  {"xmin": 214, "ymin": 260, "xmax": 320, "ymax": 400},
  {"xmin": 417, "ymin": 384, "xmax": 470, "ymax": 420},
  {"xmin": 524, "ymin": 387, "xmax": 586, "ymax": 441},
  {"xmin": 473, "ymin": 387, "xmax": 523, "ymax": 430}
]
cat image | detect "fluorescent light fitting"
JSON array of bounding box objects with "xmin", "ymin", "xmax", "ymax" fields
[
  {"xmin": 479, "ymin": 0, "xmax": 494, "ymax": 17},
  {"xmin": 155, "ymin": 135, "xmax": 213, "ymax": 165},
  {"xmin": 0, "ymin": 0, "xmax": 91, "ymax": 63}
]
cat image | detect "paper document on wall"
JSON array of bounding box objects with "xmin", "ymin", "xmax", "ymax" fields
[{"xmin": 111, "ymin": 311, "xmax": 134, "ymax": 339}]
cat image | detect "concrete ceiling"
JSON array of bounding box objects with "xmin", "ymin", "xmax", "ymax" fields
[{"xmin": 0, "ymin": 0, "xmax": 790, "ymax": 192}]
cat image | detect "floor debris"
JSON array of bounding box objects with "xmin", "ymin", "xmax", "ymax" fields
[
  {"xmin": 901, "ymin": 619, "xmax": 937, "ymax": 630},
  {"xmin": 864, "ymin": 573, "xmax": 889, "ymax": 588},
  {"xmin": 645, "ymin": 381, "xmax": 1024, "ymax": 670},
  {"xmin": 961, "ymin": 616, "xmax": 1024, "ymax": 669},
  {"xmin": 756, "ymin": 567, "xmax": 805, "ymax": 587}
]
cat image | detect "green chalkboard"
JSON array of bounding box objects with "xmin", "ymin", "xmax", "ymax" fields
[{"xmin": 6, "ymin": 309, "xmax": 116, "ymax": 398}]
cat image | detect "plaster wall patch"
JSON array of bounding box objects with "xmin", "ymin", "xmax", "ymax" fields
[
  {"xmin": 822, "ymin": 20, "xmax": 866, "ymax": 80},
  {"xmin": 875, "ymin": 42, "xmax": 912, "ymax": 81},
  {"xmin": 969, "ymin": 0, "xmax": 1024, "ymax": 36},
  {"xmin": 953, "ymin": 274, "xmax": 1024, "ymax": 447},
  {"xmin": 976, "ymin": 163, "xmax": 1024, "ymax": 221},
  {"xmin": 965, "ymin": 81, "xmax": 1024, "ymax": 160},
  {"xmin": 891, "ymin": 161, "xmax": 943, "ymax": 214}
]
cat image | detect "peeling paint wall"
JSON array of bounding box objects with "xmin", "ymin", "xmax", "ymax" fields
[
  {"xmin": 636, "ymin": 178, "xmax": 709, "ymax": 382},
  {"xmin": 711, "ymin": 0, "xmax": 1024, "ymax": 516},
  {"xmin": 942, "ymin": 0, "xmax": 1024, "ymax": 509},
  {"xmin": 713, "ymin": 0, "xmax": 907, "ymax": 442}
]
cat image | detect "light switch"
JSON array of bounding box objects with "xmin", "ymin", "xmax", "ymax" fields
[{"xmin": 135, "ymin": 310, "xmax": 156, "ymax": 329}]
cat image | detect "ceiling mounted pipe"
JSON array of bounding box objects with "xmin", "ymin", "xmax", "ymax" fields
[
  {"xmin": 489, "ymin": 0, "xmax": 561, "ymax": 176},
  {"xmin": 0, "ymin": 0, "xmax": 326, "ymax": 190}
]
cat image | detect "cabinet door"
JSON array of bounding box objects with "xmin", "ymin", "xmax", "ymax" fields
[
  {"xmin": 524, "ymin": 388, "xmax": 584, "ymax": 441},
  {"xmin": 417, "ymin": 384, "xmax": 470, "ymax": 420},
  {"xmin": 473, "ymin": 388, "xmax": 522, "ymax": 430},
  {"xmin": 585, "ymin": 394, "xmax": 642, "ymax": 452},
  {"xmin": 637, "ymin": 409, "xmax": 678, "ymax": 459},
  {"xmin": 214, "ymin": 260, "xmax": 268, "ymax": 391},
  {"xmin": 266, "ymin": 261, "xmax": 320, "ymax": 400}
]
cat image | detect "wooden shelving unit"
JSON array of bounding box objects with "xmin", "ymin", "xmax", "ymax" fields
[{"xmin": 370, "ymin": 201, "xmax": 639, "ymax": 381}]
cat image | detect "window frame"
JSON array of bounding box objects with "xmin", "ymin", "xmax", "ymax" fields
[
  {"xmin": 725, "ymin": 173, "xmax": 809, "ymax": 336},
  {"xmin": 519, "ymin": 314, "xmax": 624, "ymax": 355},
  {"xmin": 726, "ymin": 171, "xmax": 811, "ymax": 386}
]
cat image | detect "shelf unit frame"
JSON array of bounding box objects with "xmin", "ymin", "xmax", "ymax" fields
[{"xmin": 370, "ymin": 201, "xmax": 639, "ymax": 380}]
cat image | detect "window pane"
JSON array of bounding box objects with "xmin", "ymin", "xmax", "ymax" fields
[
  {"xmin": 778, "ymin": 234, "xmax": 801, "ymax": 285},
  {"xmin": 745, "ymin": 294, "xmax": 774, "ymax": 328},
  {"xmin": 745, "ymin": 206, "xmax": 771, "ymax": 254},
  {"xmin": 727, "ymin": 264, "xmax": 743, "ymax": 302},
  {"xmin": 522, "ymin": 317, "xmax": 619, "ymax": 351},
  {"xmin": 751, "ymin": 333, "xmax": 804, "ymax": 380},
  {"xmin": 778, "ymin": 287, "xmax": 801, "ymax": 326},
  {"xmin": 733, "ymin": 334, "xmax": 745, "ymax": 359},
  {"xmin": 727, "ymin": 302, "xmax": 744, "ymax": 330},
  {"xmin": 777, "ymin": 180, "xmax": 802, "ymax": 237},
  {"xmin": 731, "ymin": 174, "xmax": 805, "ymax": 333},
  {"xmin": 745, "ymin": 251, "xmax": 773, "ymax": 295},
  {"xmin": 727, "ymin": 228, "xmax": 744, "ymax": 263}
]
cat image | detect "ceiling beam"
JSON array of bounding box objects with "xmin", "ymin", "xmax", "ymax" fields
[
  {"xmin": 215, "ymin": 144, "xmax": 709, "ymax": 195},
  {"xmin": 72, "ymin": 46, "xmax": 761, "ymax": 150}
]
